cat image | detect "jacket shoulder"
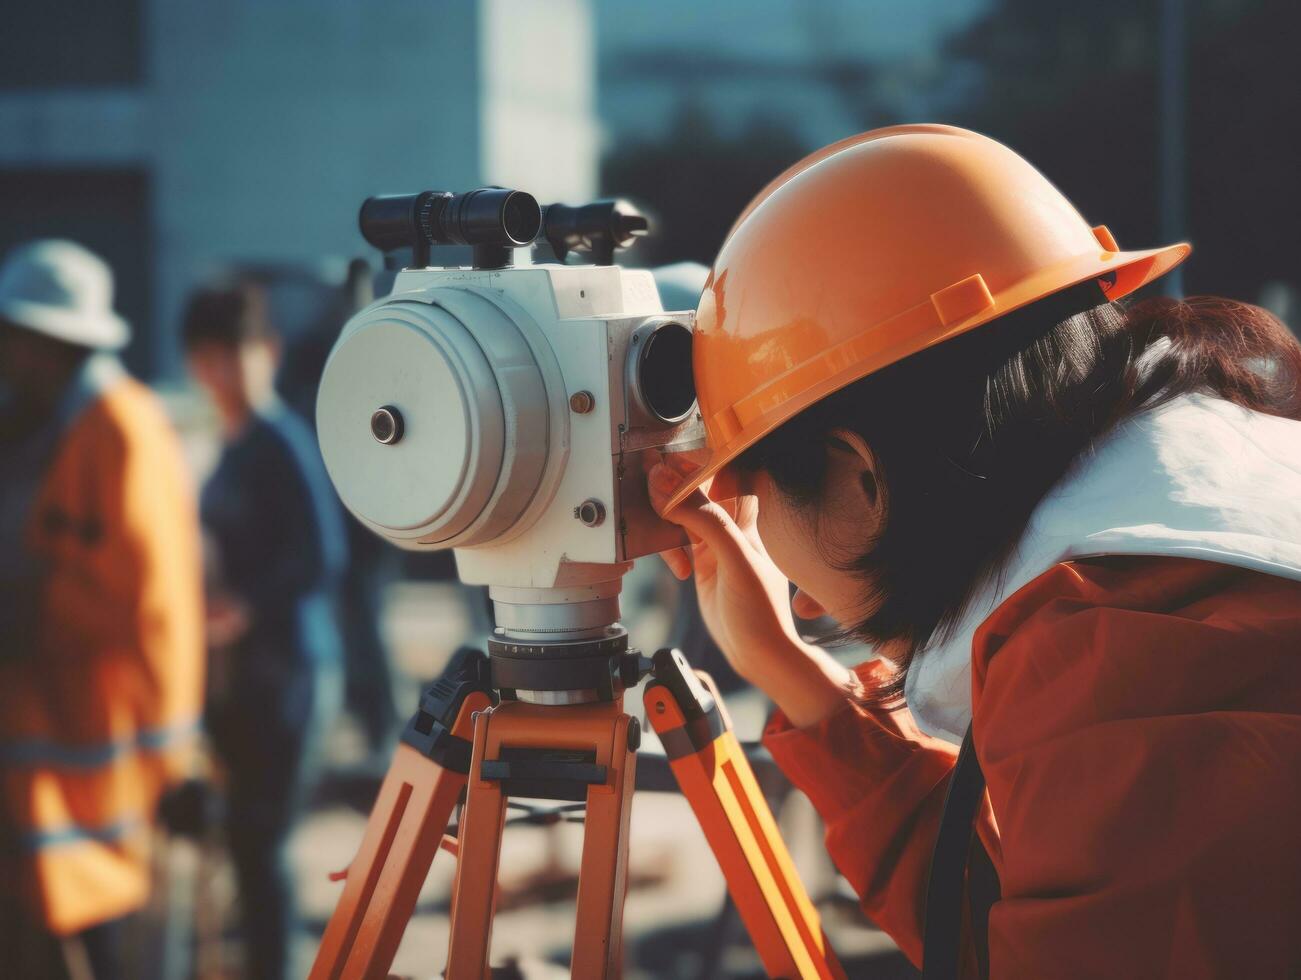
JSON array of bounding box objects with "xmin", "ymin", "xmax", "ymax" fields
[
  {"xmin": 89, "ymin": 376, "xmax": 174, "ymax": 435},
  {"xmin": 67, "ymin": 377, "xmax": 183, "ymax": 458},
  {"xmin": 976, "ymin": 555, "xmax": 1298, "ymax": 649},
  {"xmin": 972, "ymin": 555, "xmax": 1301, "ymax": 724}
]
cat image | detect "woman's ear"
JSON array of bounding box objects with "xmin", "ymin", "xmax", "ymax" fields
[{"xmin": 825, "ymin": 427, "xmax": 885, "ymax": 529}]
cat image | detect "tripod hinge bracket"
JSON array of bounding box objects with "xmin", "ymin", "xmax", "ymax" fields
[
  {"xmin": 400, "ymin": 646, "xmax": 496, "ymax": 772},
  {"xmin": 655, "ymin": 701, "xmax": 727, "ymax": 760},
  {"xmin": 480, "ymin": 747, "xmax": 607, "ymax": 802}
]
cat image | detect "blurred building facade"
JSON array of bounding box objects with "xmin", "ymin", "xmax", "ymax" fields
[
  {"xmin": 595, "ymin": 0, "xmax": 1301, "ymax": 329},
  {"xmin": 597, "ymin": 0, "xmax": 984, "ymax": 146},
  {"xmin": 0, "ymin": 0, "xmax": 597, "ymax": 378}
]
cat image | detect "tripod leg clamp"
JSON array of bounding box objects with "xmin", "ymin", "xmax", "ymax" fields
[
  {"xmin": 648, "ymin": 649, "xmax": 727, "ymax": 759},
  {"xmin": 644, "ymin": 648, "xmax": 846, "ymax": 980},
  {"xmin": 401, "ymin": 646, "xmax": 497, "ymax": 773}
]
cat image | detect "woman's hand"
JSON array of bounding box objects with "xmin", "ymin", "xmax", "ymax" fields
[{"xmin": 648, "ymin": 458, "xmax": 857, "ymax": 727}]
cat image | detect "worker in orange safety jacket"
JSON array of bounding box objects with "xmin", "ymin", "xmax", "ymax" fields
[
  {"xmin": 0, "ymin": 240, "xmax": 204, "ymax": 978},
  {"xmin": 648, "ymin": 126, "xmax": 1301, "ymax": 979}
]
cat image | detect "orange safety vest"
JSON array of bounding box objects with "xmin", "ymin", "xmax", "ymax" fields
[
  {"xmin": 0, "ymin": 375, "xmax": 204, "ymax": 935},
  {"xmin": 763, "ymin": 557, "xmax": 1301, "ymax": 978}
]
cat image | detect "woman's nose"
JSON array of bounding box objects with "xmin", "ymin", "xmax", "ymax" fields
[{"xmin": 791, "ymin": 588, "xmax": 827, "ymax": 620}]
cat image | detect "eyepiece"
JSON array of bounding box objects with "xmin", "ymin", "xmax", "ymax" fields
[
  {"xmin": 358, "ymin": 188, "xmax": 541, "ymax": 253},
  {"xmin": 442, "ymin": 188, "xmax": 541, "ymax": 247},
  {"xmin": 633, "ymin": 321, "xmax": 696, "ymax": 424}
]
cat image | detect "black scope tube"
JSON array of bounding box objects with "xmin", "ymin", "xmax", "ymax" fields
[{"xmin": 359, "ymin": 189, "xmax": 540, "ymax": 252}]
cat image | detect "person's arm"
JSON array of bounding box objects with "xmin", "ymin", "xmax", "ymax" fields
[
  {"xmin": 40, "ymin": 410, "xmax": 168, "ymax": 649},
  {"xmin": 646, "ymin": 458, "xmax": 975, "ymax": 963},
  {"xmin": 40, "ymin": 391, "xmax": 205, "ymax": 696},
  {"xmin": 761, "ymin": 657, "xmax": 964, "ymax": 965},
  {"xmin": 972, "ymin": 557, "xmax": 1301, "ymax": 978}
]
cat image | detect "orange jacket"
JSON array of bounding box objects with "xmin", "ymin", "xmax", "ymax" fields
[
  {"xmin": 0, "ymin": 376, "xmax": 204, "ymax": 934},
  {"xmin": 763, "ymin": 556, "xmax": 1301, "ymax": 978}
]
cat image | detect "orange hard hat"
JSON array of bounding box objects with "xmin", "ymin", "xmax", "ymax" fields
[{"xmin": 664, "ymin": 123, "xmax": 1190, "ymax": 512}]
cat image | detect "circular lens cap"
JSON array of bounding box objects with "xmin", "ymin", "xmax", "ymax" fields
[{"xmin": 317, "ymin": 303, "xmax": 505, "ymax": 540}]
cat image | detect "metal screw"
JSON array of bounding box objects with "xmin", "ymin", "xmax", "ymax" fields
[
  {"xmin": 370, "ymin": 406, "xmax": 404, "ymax": 445},
  {"xmin": 626, "ymin": 717, "xmax": 641, "ymax": 752},
  {"xmin": 569, "ymin": 390, "xmax": 595, "ymax": 414},
  {"xmin": 574, "ymin": 499, "xmax": 605, "ymax": 527}
]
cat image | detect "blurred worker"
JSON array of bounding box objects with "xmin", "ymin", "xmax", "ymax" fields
[
  {"xmin": 651, "ymin": 126, "xmax": 1301, "ymax": 977},
  {"xmin": 183, "ymin": 280, "xmax": 346, "ymax": 980},
  {"xmin": 0, "ymin": 240, "xmax": 204, "ymax": 979},
  {"xmin": 276, "ymin": 260, "xmax": 400, "ymax": 762}
]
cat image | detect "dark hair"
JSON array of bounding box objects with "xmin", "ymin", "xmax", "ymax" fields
[
  {"xmin": 737, "ymin": 284, "xmax": 1301, "ymax": 703},
  {"xmin": 181, "ymin": 281, "xmax": 275, "ymax": 351}
]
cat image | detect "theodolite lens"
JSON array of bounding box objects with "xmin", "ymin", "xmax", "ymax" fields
[
  {"xmin": 502, "ymin": 192, "xmax": 542, "ymax": 244},
  {"xmin": 358, "ymin": 188, "xmax": 541, "ymax": 252},
  {"xmin": 637, "ymin": 321, "xmax": 696, "ymax": 423},
  {"xmin": 442, "ymin": 188, "xmax": 541, "ymax": 247}
]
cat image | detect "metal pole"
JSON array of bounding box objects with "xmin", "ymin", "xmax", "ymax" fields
[{"xmin": 1159, "ymin": 0, "xmax": 1187, "ymax": 297}]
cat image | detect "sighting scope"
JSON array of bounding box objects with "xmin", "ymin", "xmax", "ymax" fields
[
  {"xmin": 359, "ymin": 187, "xmax": 649, "ymax": 269},
  {"xmin": 360, "ymin": 188, "xmax": 542, "ymax": 269}
]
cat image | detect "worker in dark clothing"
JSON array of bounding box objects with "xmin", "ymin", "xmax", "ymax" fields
[
  {"xmin": 183, "ymin": 281, "xmax": 347, "ymax": 980},
  {"xmin": 274, "ymin": 261, "xmax": 401, "ymax": 762}
]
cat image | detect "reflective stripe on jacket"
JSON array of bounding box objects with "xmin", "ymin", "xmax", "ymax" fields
[{"xmin": 0, "ymin": 376, "xmax": 204, "ymax": 934}]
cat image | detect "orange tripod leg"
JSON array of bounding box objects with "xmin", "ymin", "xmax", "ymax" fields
[
  {"xmin": 444, "ymin": 705, "xmax": 508, "ymax": 979},
  {"xmin": 311, "ymin": 648, "xmax": 495, "ymax": 980},
  {"xmin": 570, "ymin": 708, "xmax": 636, "ymax": 978},
  {"xmin": 644, "ymin": 649, "xmax": 846, "ymax": 980},
  {"xmin": 446, "ymin": 698, "xmax": 639, "ymax": 980}
]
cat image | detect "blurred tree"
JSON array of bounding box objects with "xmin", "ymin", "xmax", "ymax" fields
[
  {"xmin": 601, "ymin": 102, "xmax": 807, "ymax": 266},
  {"xmin": 940, "ymin": 0, "xmax": 1301, "ymax": 302},
  {"xmin": 604, "ymin": 0, "xmax": 1299, "ymax": 305}
]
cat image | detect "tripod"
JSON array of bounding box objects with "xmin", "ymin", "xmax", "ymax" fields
[{"xmin": 309, "ymin": 633, "xmax": 844, "ymax": 979}]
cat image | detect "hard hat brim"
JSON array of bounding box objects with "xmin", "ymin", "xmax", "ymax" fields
[
  {"xmin": 0, "ymin": 298, "xmax": 131, "ymax": 350},
  {"xmin": 663, "ymin": 239, "xmax": 1191, "ymax": 514}
]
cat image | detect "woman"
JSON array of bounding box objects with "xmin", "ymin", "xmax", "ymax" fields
[{"xmin": 649, "ymin": 126, "xmax": 1301, "ymax": 978}]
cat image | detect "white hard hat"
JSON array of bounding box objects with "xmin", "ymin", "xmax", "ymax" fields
[{"xmin": 0, "ymin": 240, "xmax": 130, "ymax": 350}]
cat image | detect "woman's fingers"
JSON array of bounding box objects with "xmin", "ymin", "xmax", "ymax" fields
[
  {"xmin": 660, "ymin": 546, "xmax": 692, "ymax": 580},
  {"xmin": 649, "ymin": 464, "xmax": 754, "ymax": 567},
  {"xmin": 663, "ymin": 450, "xmax": 709, "ymax": 477}
]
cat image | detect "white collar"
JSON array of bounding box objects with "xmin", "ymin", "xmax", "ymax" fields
[{"xmin": 904, "ymin": 393, "xmax": 1301, "ymax": 743}]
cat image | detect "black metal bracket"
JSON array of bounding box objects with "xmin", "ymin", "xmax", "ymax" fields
[
  {"xmin": 645, "ymin": 648, "xmax": 727, "ymax": 759},
  {"xmin": 540, "ymin": 199, "xmax": 649, "ymax": 265},
  {"xmin": 647, "ymin": 648, "xmax": 716, "ymax": 720},
  {"xmin": 400, "ymin": 646, "xmax": 497, "ymax": 774},
  {"xmin": 481, "ymin": 747, "xmax": 608, "ymax": 802}
]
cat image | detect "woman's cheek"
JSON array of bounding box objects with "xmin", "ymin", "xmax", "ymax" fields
[
  {"xmin": 754, "ymin": 490, "xmax": 797, "ymax": 577},
  {"xmin": 755, "ymin": 490, "xmax": 825, "ymax": 602}
]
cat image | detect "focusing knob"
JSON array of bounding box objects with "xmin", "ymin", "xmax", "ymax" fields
[{"xmin": 370, "ymin": 406, "xmax": 404, "ymax": 445}]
